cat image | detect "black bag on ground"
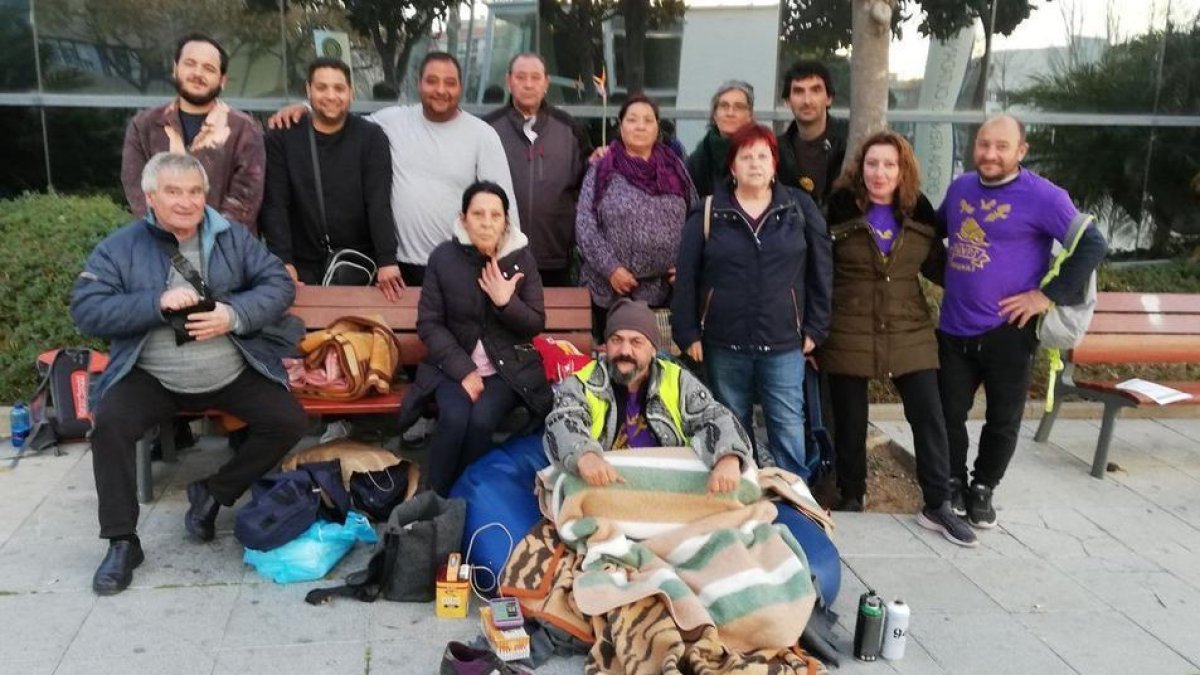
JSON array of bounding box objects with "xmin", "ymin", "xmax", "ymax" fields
[
  {"xmin": 349, "ymin": 463, "xmax": 413, "ymax": 521},
  {"xmin": 305, "ymin": 491, "xmax": 466, "ymax": 605}
]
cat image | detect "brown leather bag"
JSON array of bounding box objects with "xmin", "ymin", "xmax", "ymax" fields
[{"xmin": 289, "ymin": 315, "xmax": 401, "ymax": 400}]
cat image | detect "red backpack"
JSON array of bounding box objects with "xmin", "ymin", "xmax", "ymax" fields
[{"xmin": 26, "ymin": 348, "xmax": 108, "ymax": 454}]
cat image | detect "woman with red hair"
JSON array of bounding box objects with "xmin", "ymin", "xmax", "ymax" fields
[
  {"xmin": 822, "ymin": 130, "xmax": 976, "ymax": 547},
  {"xmin": 672, "ymin": 123, "xmax": 832, "ymax": 477}
]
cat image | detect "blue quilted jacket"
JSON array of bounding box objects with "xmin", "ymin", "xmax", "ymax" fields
[{"xmin": 70, "ymin": 207, "xmax": 297, "ymax": 401}]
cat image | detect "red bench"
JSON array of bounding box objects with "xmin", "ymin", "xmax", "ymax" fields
[
  {"xmin": 135, "ymin": 285, "xmax": 593, "ymax": 502},
  {"xmin": 1033, "ymin": 292, "xmax": 1200, "ymax": 478}
]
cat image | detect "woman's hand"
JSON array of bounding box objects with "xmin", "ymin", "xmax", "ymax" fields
[
  {"xmin": 707, "ymin": 455, "xmax": 742, "ymax": 495},
  {"xmin": 667, "ymin": 266, "xmax": 677, "ymax": 286},
  {"xmin": 478, "ymin": 258, "xmax": 524, "ymax": 308},
  {"xmin": 686, "ymin": 341, "xmax": 704, "ymax": 363},
  {"xmin": 577, "ymin": 452, "xmax": 625, "ymax": 487},
  {"xmin": 461, "ymin": 371, "xmax": 485, "ymax": 402},
  {"xmin": 609, "ymin": 266, "xmax": 638, "ymax": 295}
]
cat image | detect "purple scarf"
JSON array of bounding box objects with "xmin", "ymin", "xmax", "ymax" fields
[{"xmin": 593, "ymin": 140, "xmax": 692, "ymax": 210}]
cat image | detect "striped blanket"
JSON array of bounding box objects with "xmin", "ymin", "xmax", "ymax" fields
[{"xmin": 536, "ymin": 448, "xmax": 819, "ymax": 654}]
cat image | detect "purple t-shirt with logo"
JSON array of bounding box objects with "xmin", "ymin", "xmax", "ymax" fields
[
  {"xmin": 866, "ymin": 203, "xmax": 899, "ymax": 256},
  {"xmin": 937, "ymin": 169, "xmax": 1078, "ymax": 337}
]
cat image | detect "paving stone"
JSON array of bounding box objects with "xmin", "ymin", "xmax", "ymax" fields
[
  {"xmin": 840, "ymin": 556, "xmax": 1003, "ymax": 615},
  {"xmin": 0, "ymin": 590, "xmax": 95, "ymax": 664},
  {"xmin": 62, "ymin": 585, "xmax": 239, "ymax": 660},
  {"xmin": 214, "ymin": 642, "xmax": 367, "ymax": 674},
  {"xmin": 1118, "ymin": 607, "xmax": 1200, "ymax": 669},
  {"xmin": 831, "ymin": 514, "xmax": 938, "ymax": 558},
  {"xmin": 909, "ymin": 612, "xmax": 1075, "ymax": 675},
  {"xmin": 222, "ymin": 580, "xmax": 369, "ymax": 649},
  {"xmin": 950, "ymin": 557, "xmax": 1104, "ymax": 613},
  {"xmin": 1074, "ymin": 505, "xmax": 1200, "ymax": 557},
  {"xmin": 1000, "ymin": 507, "xmax": 1145, "ymax": 562},
  {"xmin": 55, "ymin": 651, "xmax": 217, "ymax": 675},
  {"xmin": 1019, "ymin": 610, "xmax": 1196, "ymax": 674},
  {"xmin": 1063, "ymin": 569, "xmax": 1200, "ymax": 615},
  {"xmin": 896, "ymin": 513, "xmax": 1036, "ymax": 560},
  {"xmin": 0, "ymin": 531, "xmax": 102, "ymax": 593}
]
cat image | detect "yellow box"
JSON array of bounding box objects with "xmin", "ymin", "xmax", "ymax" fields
[
  {"xmin": 435, "ymin": 571, "xmax": 470, "ymax": 619},
  {"xmin": 480, "ymin": 606, "xmax": 531, "ymax": 661}
]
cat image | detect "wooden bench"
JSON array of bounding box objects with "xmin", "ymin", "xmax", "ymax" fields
[
  {"xmin": 135, "ymin": 285, "xmax": 593, "ymax": 502},
  {"xmin": 1033, "ymin": 292, "xmax": 1200, "ymax": 478}
]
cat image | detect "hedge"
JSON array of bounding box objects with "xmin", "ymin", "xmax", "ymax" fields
[{"xmin": 0, "ymin": 193, "xmax": 127, "ymax": 403}]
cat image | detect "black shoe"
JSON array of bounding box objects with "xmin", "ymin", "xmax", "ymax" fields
[
  {"xmin": 185, "ymin": 480, "xmax": 220, "ymax": 541},
  {"xmin": 92, "ymin": 539, "xmax": 145, "ymax": 595},
  {"xmin": 967, "ymin": 482, "xmax": 997, "ymax": 529},
  {"xmin": 917, "ymin": 501, "xmax": 979, "ymax": 548},
  {"xmin": 833, "ymin": 495, "xmax": 865, "ymax": 512},
  {"xmin": 948, "ymin": 477, "xmax": 967, "ymax": 517}
]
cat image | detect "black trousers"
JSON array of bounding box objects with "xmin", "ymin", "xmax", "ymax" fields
[
  {"xmin": 399, "ymin": 263, "xmax": 426, "ymax": 287},
  {"xmin": 90, "ymin": 367, "xmax": 307, "ymax": 538},
  {"xmin": 538, "ymin": 268, "xmax": 575, "ymax": 288},
  {"xmin": 937, "ymin": 322, "xmax": 1038, "ymax": 489},
  {"xmin": 426, "ymin": 375, "xmax": 520, "ymax": 497},
  {"xmin": 829, "ymin": 369, "xmax": 951, "ymax": 509}
]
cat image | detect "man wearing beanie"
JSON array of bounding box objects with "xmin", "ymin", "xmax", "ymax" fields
[{"xmin": 544, "ymin": 299, "xmax": 753, "ymax": 492}]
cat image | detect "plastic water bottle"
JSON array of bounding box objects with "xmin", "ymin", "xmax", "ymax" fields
[
  {"xmin": 881, "ymin": 598, "xmax": 910, "ymax": 660},
  {"xmin": 10, "ymin": 403, "xmax": 31, "ymax": 448}
]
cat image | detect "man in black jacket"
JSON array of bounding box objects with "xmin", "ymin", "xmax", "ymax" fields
[
  {"xmin": 776, "ymin": 60, "xmax": 847, "ymax": 210},
  {"xmin": 260, "ymin": 58, "xmax": 402, "ymax": 300},
  {"xmin": 483, "ymin": 53, "xmax": 592, "ymax": 287}
]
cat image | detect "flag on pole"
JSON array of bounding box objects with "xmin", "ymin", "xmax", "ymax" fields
[{"xmin": 592, "ymin": 68, "xmax": 607, "ymax": 102}]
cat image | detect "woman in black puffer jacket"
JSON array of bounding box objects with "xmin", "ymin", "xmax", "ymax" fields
[{"xmin": 397, "ymin": 181, "xmax": 552, "ymax": 496}]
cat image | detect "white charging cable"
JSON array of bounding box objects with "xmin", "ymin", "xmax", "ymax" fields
[{"xmin": 463, "ymin": 521, "xmax": 516, "ymax": 603}]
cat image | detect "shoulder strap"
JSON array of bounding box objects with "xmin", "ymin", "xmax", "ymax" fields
[
  {"xmin": 306, "ymin": 123, "xmax": 333, "ymax": 255},
  {"xmin": 703, "ymin": 195, "xmax": 714, "ymax": 241},
  {"xmin": 155, "ymin": 237, "xmax": 210, "ymax": 298},
  {"xmin": 304, "ymin": 547, "xmax": 386, "ymax": 605}
]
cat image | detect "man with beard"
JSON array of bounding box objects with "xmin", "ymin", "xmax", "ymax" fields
[
  {"xmin": 544, "ymin": 299, "xmax": 752, "ymax": 491},
  {"xmin": 259, "ymin": 58, "xmax": 402, "ymax": 299},
  {"xmin": 775, "ymin": 60, "xmax": 847, "ymax": 210},
  {"xmin": 121, "ymin": 33, "xmax": 265, "ymax": 231},
  {"xmin": 269, "ymin": 51, "xmax": 518, "ymax": 286}
]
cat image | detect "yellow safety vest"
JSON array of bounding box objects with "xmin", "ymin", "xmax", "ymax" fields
[{"xmin": 574, "ymin": 359, "xmax": 686, "ymax": 442}]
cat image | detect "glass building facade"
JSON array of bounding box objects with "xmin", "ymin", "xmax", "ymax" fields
[{"xmin": 2, "ymin": 0, "xmax": 1197, "ymax": 249}]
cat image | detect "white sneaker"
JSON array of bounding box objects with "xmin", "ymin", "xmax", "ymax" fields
[
  {"xmin": 319, "ymin": 420, "xmax": 352, "ymax": 444},
  {"xmin": 402, "ymin": 416, "xmax": 434, "ymax": 444}
]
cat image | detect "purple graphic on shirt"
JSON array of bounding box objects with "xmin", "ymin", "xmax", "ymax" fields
[
  {"xmin": 613, "ymin": 386, "xmax": 657, "ymax": 449},
  {"xmin": 866, "ymin": 203, "xmax": 899, "ymax": 256},
  {"xmin": 937, "ymin": 169, "xmax": 1078, "ymax": 337}
]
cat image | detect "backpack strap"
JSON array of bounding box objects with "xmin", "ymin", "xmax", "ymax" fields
[
  {"xmin": 702, "ymin": 195, "xmax": 714, "ymax": 241},
  {"xmin": 304, "ymin": 546, "xmax": 387, "ymax": 605}
]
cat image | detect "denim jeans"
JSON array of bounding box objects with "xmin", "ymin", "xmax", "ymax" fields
[
  {"xmin": 705, "ymin": 346, "xmax": 808, "ymax": 478},
  {"xmin": 426, "ymin": 375, "xmax": 520, "ymax": 497}
]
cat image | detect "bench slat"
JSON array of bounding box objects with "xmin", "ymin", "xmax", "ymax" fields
[
  {"xmin": 1072, "ymin": 379, "xmax": 1200, "ymax": 406},
  {"xmin": 1073, "ymin": 334, "xmax": 1200, "ymax": 364},
  {"xmin": 1086, "ymin": 313, "xmax": 1200, "ymax": 335},
  {"xmin": 1094, "ymin": 292, "xmax": 1200, "ymax": 314}
]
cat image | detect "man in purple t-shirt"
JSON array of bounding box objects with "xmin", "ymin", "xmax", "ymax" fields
[{"xmin": 936, "ymin": 115, "xmax": 1107, "ymax": 529}]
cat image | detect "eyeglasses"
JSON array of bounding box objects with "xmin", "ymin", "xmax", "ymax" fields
[{"xmin": 717, "ymin": 102, "xmax": 751, "ymax": 113}]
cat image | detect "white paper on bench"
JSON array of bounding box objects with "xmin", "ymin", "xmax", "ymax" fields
[{"xmin": 1115, "ymin": 378, "xmax": 1193, "ymax": 405}]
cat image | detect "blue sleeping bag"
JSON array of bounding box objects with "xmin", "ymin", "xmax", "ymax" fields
[{"xmin": 451, "ymin": 434, "xmax": 841, "ymax": 606}]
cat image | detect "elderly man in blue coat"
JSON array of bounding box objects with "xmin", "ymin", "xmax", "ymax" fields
[{"xmin": 71, "ymin": 151, "xmax": 306, "ymax": 595}]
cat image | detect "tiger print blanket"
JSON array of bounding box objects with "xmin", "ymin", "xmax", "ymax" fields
[{"xmin": 501, "ymin": 448, "xmax": 828, "ymax": 674}]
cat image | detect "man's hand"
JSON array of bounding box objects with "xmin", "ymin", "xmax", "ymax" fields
[
  {"xmin": 686, "ymin": 341, "xmax": 704, "ymax": 363},
  {"xmin": 267, "ymin": 104, "xmax": 308, "ymax": 130},
  {"xmin": 608, "ymin": 266, "xmax": 638, "ymax": 295},
  {"xmin": 284, "ymin": 264, "xmax": 304, "ymax": 285},
  {"xmin": 479, "ymin": 258, "xmax": 523, "ymax": 308},
  {"xmin": 461, "ymin": 371, "xmax": 485, "ymax": 403},
  {"xmin": 999, "ymin": 289, "xmax": 1052, "ymax": 328},
  {"xmin": 803, "ymin": 336, "xmax": 816, "ymax": 355},
  {"xmin": 376, "ymin": 264, "xmax": 404, "ymax": 302},
  {"xmin": 186, "ymin": 302, "xmax": 235, "ymax": 341},
  {"xmin": 160, "ymin": 287, "xmax": 201, "ymax": 312},
  {"xmin": 577, "ymin": 452, "xmax": 625, "ymax": 487},
  {"xmin": 707, "ymin": 454, "xmax": 742, "ymax": 495}
]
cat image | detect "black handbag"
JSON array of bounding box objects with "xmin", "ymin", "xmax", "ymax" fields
[
  {"xmin": 349, "ymin": 463, "xmax": 413, "ymax": 521},
  {"xmin": 308, "ymin": 122, "xmax": 376, "ymax": 287}
]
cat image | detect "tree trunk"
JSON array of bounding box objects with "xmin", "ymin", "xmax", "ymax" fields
[
  {"xmin": 846, "ymin": 0, "xmax": 894, "ymax": 173},
  {"xmin": 621, "ymin": 0, "xmax": 647, "ymax": 94}
]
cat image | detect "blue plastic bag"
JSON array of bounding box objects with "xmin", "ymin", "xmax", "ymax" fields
[{"xmin": 244, "ymin": 510, "xmax": 378, "ymax": 584}]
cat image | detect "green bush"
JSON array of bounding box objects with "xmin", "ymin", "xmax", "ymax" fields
[
  {"xmin": 0, "ymin": 193, "xmax": 128, "ymax": 402},
  {"xmin": 1098, "ymin": 261, "xmax": 1200, "ymax": 293}
]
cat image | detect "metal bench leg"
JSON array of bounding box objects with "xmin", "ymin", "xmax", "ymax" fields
[
  {"xmin": 136, "ymin": 433, "xmax": 153, "ymax": 504},
  {"xmin": 1033, "ymin": 397, "xmax": 1061, "ymax": 443},
  {"xmin": 1090, "ymin": 402, "xmax": 1123, "ymax": 479},
  {"xmin": 161, "ymin": 421, "xmax": 179, "ymax": 463}
]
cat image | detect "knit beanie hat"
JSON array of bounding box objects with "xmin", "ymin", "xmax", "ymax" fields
[{"xmin": 604, "ymin": 299, "xmax": 661, "ymax": 349}]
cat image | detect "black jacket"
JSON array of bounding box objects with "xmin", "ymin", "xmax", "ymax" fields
[
  {"xmin": 397, "ymin": 226, "xmax": 553, "ymax": 429},
  {"xmin": 671, "ymin": 184, "xmax": 833, "ymax": 352},
  {"xmin": 776, "ymin": 116, "xmax": 848, "ymax": 209},
  {"xmin": 483, "ymin": 103, "xmax": 592, "ymax": 271}
]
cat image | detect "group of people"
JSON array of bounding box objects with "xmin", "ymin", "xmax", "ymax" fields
[{"xmin": 72, "ymin": 31, "xmax": 1106, "ymax": 596}]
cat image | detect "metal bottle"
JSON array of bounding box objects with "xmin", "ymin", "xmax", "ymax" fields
[
  {"xmin": 881, "ymin": 598, "xmax": 910, "ymax": 660},
  {"xmin": 853, "ymin": 590, "xmax": 885, "ymax": 661}
]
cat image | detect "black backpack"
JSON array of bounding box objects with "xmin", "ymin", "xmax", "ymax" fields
[{"xmin": 26, "ymin": 348, "xmax": 107, "ymax": 455}]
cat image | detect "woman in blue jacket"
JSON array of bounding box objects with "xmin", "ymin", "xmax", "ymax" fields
[{"xmin": 671, "ymin": 123, "xmax": 833, "ymax": 478}]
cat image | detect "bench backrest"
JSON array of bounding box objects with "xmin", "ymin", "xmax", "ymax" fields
[
  {"xmin": 1073, "ymin": 292, "xmax": 1200, "ymax": 364},
  {"xmin": 289, "ymin": 286, "xmax": 593, "ymax": 365}
]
